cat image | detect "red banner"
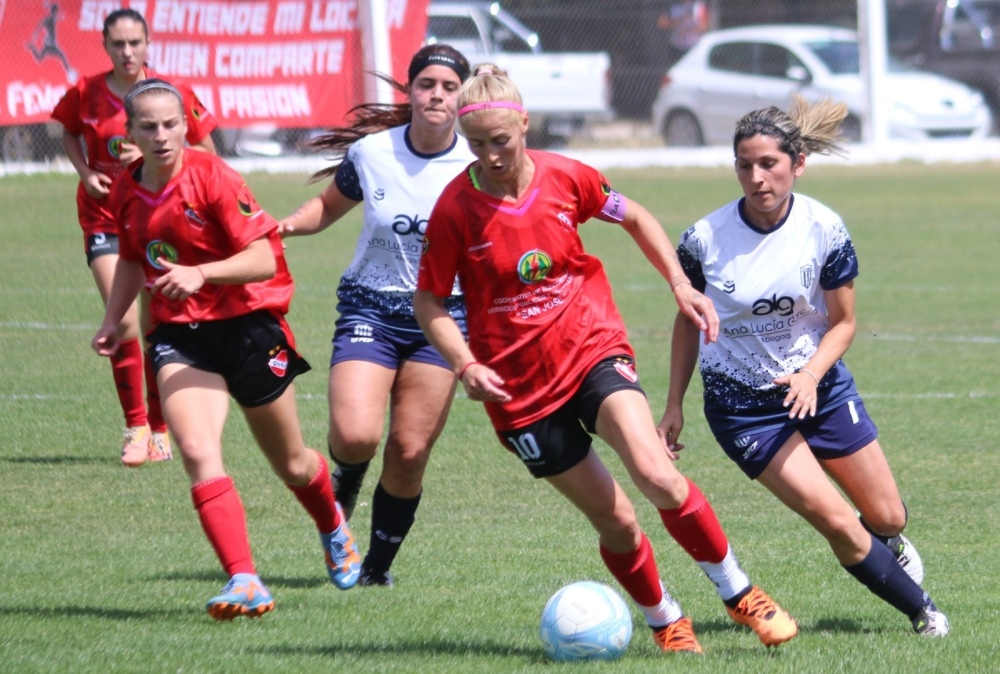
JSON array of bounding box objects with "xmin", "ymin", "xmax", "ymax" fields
[{"xmin": 2, "ymin": 0, "xmax": 429, "ymax": 128}]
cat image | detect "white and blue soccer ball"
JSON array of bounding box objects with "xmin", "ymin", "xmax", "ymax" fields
[{"xmin": 539, "ymin": 581, "xmax": 633, "ymax": 661}]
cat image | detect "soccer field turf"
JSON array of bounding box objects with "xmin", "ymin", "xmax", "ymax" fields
[{"xmin": 1, "ymin": 164, "xmax": 998, "ymax": 672}]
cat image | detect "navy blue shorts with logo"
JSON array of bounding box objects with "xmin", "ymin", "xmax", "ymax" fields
[
  {"xmin": 330, "ymin": 310, "xmax": 460, "ymax": 371},
  {"xmin": 720, "ymin": 397, "xmax": 879, "ymax": 479},
  {"xmin": 85, "ymin": 232, "xmax": 119, "ymax": 265},
  {"xmin": 496, "ymin": 355, "xmax": 645, "ymax": 478},
  {"xmin": 147, "ymin": 310, "xmax": 311, "ymax": 408}
]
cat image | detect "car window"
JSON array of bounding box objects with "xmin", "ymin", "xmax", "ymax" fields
[
  {"xmin": 886, "ymin": 4, "xmax": 937, "ymax": 52},
  {"xmin": 755, "ymin": 44, "xmax": 806, "ymax": 79},
  {"xmin": 948, "ymin": 0, "xmax": 1000, "ymax": 50},
  {"xmin": 708, "ymin": 42, "xmax": 755, "ymax": 74},
  {"xmin": 427, "ymin": 16, "xmax": 486, "ymax": 56},
  {"xmin": 805, "ymin": 40, "xmax": 860, "ymax": 74}
]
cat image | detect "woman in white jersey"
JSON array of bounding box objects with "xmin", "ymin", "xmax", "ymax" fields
[
  {"xmin": 279, "ymin": 45, "xmax": 473, "ymax": 586},
  {"xmin": 659, "ymin": 95, "xmax": 949, "ymax": 636}
]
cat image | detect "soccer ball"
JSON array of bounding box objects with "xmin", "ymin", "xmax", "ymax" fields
[{"xmin": 539, "ymin": 581, "xmax": 633, "ymax": 661}]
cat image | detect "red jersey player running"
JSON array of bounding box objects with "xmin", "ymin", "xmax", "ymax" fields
[
  {"xmin": 414, "ymin": 65, "xmax": 798, "ymax": 653},
  {"xmin": 91, "ymin": 79, "xmax": 360, "ymax": 619},
  {"xmin": 53, "ymin": 8, "xmax": 217, "ymax": 466}
]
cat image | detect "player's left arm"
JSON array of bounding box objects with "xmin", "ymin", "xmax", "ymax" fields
[
  {"xmin": 774, "ymin": 282, "xmax": 856, "ymax": 418},
  {"xmin": 152, "ymin": 237, "xmax": 276, "ymax": 302}
]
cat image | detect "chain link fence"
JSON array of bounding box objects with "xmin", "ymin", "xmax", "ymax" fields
[{"xmin": 2, "ymin": 0, "xmax": 998, "ymax": 166}]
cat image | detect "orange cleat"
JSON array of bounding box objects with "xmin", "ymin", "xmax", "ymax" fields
[
  {"xmin": 652, "ymin": 616, "xmax": 704, "ymax": 653},
  {"xmin": 120, "ymin": 425, "xmax": 150, "ymax": 467},
  {"xmin": 726, "ymin": 586, "xmax": 798, "ymax": 647}
]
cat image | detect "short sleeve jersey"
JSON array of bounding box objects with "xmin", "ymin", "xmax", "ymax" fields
[
  {"xmin": 108, "ymin": 149, "xmax": 292, "ymax": 325},
  {"xmin": 677, "ymin": 193, "xmax": 860, "ymax": 440},
  {"xmin": 418, "ymin": 149, "xmax": 631, "ymax": 430},
  {"xmin": 332, "ymin": 125, "xmax": 474, "ymax": 323},
  {"xmin": 51, "ymin": 69, "xmax": 217, "ymax": 237}
]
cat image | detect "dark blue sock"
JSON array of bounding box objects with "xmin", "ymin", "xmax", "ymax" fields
[
  {"xmin": 364, "ymin": 482, "xmax": 421, "ymax": 573},
  {"xmin": 843, "ymin": 533, "xmax": 929, "ymax": 619}
]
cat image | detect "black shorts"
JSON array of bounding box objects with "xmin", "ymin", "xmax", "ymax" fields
[
  {"xmin": 496, "ymin": 355, "xmax": 645, "ymax": 478},
  {"xmin": 147, "ymin": 310, "xmax": 311, "ymax": 408},
  {"xmin": 85, "ymin": 232, "xmax": 119, "ymax": 266}
]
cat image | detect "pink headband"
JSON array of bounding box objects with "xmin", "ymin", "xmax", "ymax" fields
[{"xmin": 458, "ymin": 101, "xmax": 526, "ymax": 117}]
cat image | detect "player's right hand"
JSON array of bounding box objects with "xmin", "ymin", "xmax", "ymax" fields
[{"xmin": 83, "ymin": 171, "xmax": 112, "ymax": 200}]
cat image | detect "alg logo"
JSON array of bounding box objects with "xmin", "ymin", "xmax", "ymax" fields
[
  {"xmin": 146, "ymin": 240, "xmax": 178, "ymax": 269},
  {"xmin": 752, "ymin": 293, "xmax": 795, "ymax": 317},
  {"xmin": 391, "ymin": 213, "xmax": 427, "ymax": 236},
  {"xmin": 517, "ymin": 249, "xmax": 552, "ymax": 284}
]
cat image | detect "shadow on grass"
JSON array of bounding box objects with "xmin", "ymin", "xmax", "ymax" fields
[
  {"xmin": 153, "ymin": 571, "xmax": 328, "ymax": 590},
  {"xmin": 2, "ymin": 456, "xmax": 109, "ymax": 465},
  {"xmin": 258, "ymin": 639, "xmax": 542, "ymax": 660},
  {"xmin": 0, "ymin": 605, "xmax": 190, "ymax": 620}
]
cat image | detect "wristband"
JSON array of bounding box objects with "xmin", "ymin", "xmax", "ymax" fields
[
  {"xmin": 458, "ymin": 361, "xmax": 479, "ymax": 379},
  {"xmin": 195, "ymin": 265, "xmax": 207, "ymax": 282},
  {"xmin": 800, "ymin": 368, "xmax": 819, "ymax": 384}
]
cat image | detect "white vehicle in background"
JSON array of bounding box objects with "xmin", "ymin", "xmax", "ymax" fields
[
  {"xmin": 427, "ymin": 1, "xmax": 612, "ymax": 145},
  {"xmin": 651, "ymin": 24, "xmax": 994, "ymax": 146}
]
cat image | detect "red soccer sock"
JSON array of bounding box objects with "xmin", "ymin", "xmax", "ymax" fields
[
  {"xmin": 191, "ymin": 477, "xmax": 256, "ymax": 577},
  {"xmin": 144, "ymin": 351, "xmax": 166, "ymax": 433},
  {"xmin": 658, "ymin": 478, "xmax": 729, "ymax": 564},
  {"xmin": 111, "ymin": 338, "xmax": 146, "ymax": 428},
  {"xmin": 599, "ymin": 533, "xmax": 663, "ymax": 607},
  {"xmin": 287, "ymin": 451, "xmax": 339, "ymax": 533}
]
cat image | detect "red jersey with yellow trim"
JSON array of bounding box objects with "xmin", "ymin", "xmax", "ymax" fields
[
  {"xmin": 109, "ymin": 149, "xmax": 292, "ymax": 325},
  {"xmin": 51, "ymin": 69, "xmax": 217, "ymax": 238},
  {"xmin": 418, "ymin": 149, "xmax": 633, "ymax": 429}
]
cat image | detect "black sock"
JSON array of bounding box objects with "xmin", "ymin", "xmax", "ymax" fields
[
  {"xmin": 329, "ymin": 446, "xmax": 370, "ymax": 520},
  {"xmin": 844, "ymin": 533, "xmax": 929, "ymax": 619},
  {"xmin": 363, "ymin": 482, "xmax": 421, "ymax": 573}
]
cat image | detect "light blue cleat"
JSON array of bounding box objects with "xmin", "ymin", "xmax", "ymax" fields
[
  {"xmin": 321, "ymin": 504, "xmax": 361, "ymax": 590},
  {"xmin": 206, "ymin": 573, "xmax": 274, "ymax": 621}
]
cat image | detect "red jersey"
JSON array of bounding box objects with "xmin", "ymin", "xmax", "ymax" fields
[
  {"xmin": 109, "ymin": 149, "xmax": 293, "ymax": 325},
  {"xmin": 51, "ymin": 69, "xmax": 217, "ymax": 238},
  {"xmin": 418, "ymin": 150, "xmax": 633, "ymax": 429}
]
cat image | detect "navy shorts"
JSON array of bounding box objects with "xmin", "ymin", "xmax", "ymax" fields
[
  {"xmin": 147, "ymin": 310, "xmax": 311, "ymax": 408},
  {"xmin": 85, "ymin": 232, "xmax": 119, "ymax": 265},
  {"xmin": 330, "ymin": 313, "xmax": 453, "ymax": 371},
  {"xmin": 496, "ymin": 355, "xmax": 645, "ymax": 478},
  {"xmin": 720, "ymin": 397, "xmax": 879, "ymax": 480}
]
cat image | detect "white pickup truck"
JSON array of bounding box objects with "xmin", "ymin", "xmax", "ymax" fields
[{"xmin": 427, "ymin": 1, "xmax": 612, "ymax": 144}]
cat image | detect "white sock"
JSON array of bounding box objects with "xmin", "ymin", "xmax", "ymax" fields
[
  {"xmin": 639, "ymin": 581, "xmax": 684, "ymax": 628},
  {"xmin": 697, "ymin": 546, "xmax": 751, "ymax": 601}
]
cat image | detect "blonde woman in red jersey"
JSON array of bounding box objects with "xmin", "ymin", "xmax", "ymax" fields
[
  {"xmin": 91, "ymin": 79, "xmax": 360, "ymax": 620},
  {"xmin": 52, "ymin": 8, "xmax": 216, "ymax": 466},
  {"xmin": 414, "ymin": 65, "xmax": 796, "ymax": 654}
]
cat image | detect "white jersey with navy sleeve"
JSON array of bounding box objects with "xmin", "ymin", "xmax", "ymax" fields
[
  {"xmin": 334, "ymin": 124, "xmax": 474, "ymax": 323},
  {"xmin": 677, "ymin": 193, "xmax": 861, "ymax": 440}
]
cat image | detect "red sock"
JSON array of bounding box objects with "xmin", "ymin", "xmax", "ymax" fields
[
  {"xmin": 658, "ymin": 478, "xmax": 729, "ymax": 564},
  {"xmin": 111, "ymin": 338, "xmax": 146, "ymax": 428},
  {"xmin": 144, "ymin": 352, "xmax": 166, "ymax": 433},
  {"xmin": 599, "ymin": 533, "xmax": 663, "ymax": 606},
  {"xmin": 287, "ymin": 451, "xmax": 339, "ymax": 533},
  {"xmin": 191, "ymin": 477, "xmax": 255, "ymax": 576}
]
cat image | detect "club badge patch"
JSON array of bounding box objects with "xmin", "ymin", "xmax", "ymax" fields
[{"xmin": 268, "ymin": 349, "xmax": 289, "ymax": 377}]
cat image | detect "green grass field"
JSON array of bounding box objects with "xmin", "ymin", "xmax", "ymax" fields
[{"xmin": 1, "ymin": 162, "xmax": 998, "ymax": 672}]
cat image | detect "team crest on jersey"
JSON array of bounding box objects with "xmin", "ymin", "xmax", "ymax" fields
[
  {"xmin": 108, "ymin": 135, "xmax": 126, "ymax": 158},
  {"xmin": 191, "ymin": 105, "xmax": 202, "ymax": 121},
  {"xmin": 236, "ymin": 185, "xmax": 261, "ymax": 217},
  {"xmin": 800, "ymin": 265, "xmax": 814, "ymax": 289},
  {"xmin": 267, "ymin": 348, "xmax": 289, "ymax": 376},
  {"xmin": 517, "ymin": 249, "xmax": 552, "ymax": 284},
  {"xmin": 184, "ymin": 203, "xmax": 208, "ymax": 229},
  {"xmin": 146, "ymin": 240, "xmax": 178, "ymax": 269},
  {"xmin": 613, "ymin": 357, "xmax": 638, "ymax": 383}
]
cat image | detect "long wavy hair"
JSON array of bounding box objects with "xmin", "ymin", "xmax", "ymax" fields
[{"xmin": 309, "ymin": 43, "xmax": 469, "ymax": 182}]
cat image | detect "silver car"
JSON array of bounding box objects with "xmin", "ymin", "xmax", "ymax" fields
[{"xmin": 651, "ymin": 24, "xmax": 994, "ymax": 146}]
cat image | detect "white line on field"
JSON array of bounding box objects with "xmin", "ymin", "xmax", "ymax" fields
[{"xmin": 0, "ymin": 321, "xmax": 92, "ymax": 331}]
